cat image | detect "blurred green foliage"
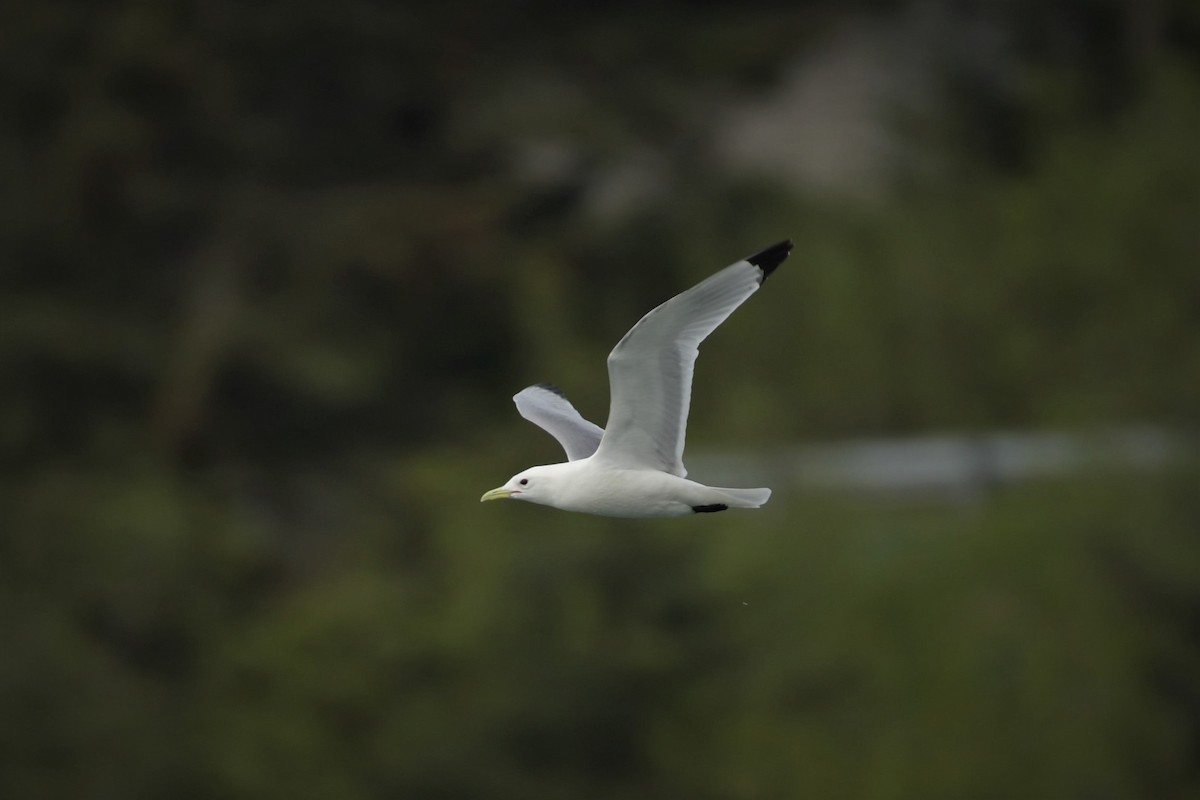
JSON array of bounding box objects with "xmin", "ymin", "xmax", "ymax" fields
[{"xmin": 2, "ymin": 1, "xmax": 1199, "ymax": 798}]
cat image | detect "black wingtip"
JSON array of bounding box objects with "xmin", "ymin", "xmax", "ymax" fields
[
  {"xmin": 692, "ymin": 503, "xmax": 729, "ymax": 514},
  {"xmin": 533, "ymin": 382, "xmax": 567, "ymax": 398},
  {"xmin": 746, "ymin": 240, "xmax": 793, "ymax": 283}
]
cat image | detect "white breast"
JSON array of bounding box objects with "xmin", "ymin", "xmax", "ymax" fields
[{"xmin": 548, "ymin": 465, "xmax": 702, "ymax": 518}]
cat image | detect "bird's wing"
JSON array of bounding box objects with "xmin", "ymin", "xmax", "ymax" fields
[
  {"xmin": 513, "ymin": 383, "xmax": 604, "ymax": 461},
  {"xmin": 592, "ymin": 241, "xmax": 792, "ymax": 477}
]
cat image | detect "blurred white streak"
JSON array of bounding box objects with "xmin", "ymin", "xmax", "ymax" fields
[{"xmin": 690, "ymin": 427, "xmax": 1191, "ymax": 503}]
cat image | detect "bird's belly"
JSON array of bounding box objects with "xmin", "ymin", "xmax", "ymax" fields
[{"xmin": 557, "ymin": 470, "xmax": 699, "ymax": 518}]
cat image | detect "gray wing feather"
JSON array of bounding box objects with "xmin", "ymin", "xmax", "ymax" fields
[
  {"xmin": 513, "ymin": 384, "xmax": 604, "ymax": 461},
  {"xmin": 593, "ymin": 249, "xmax": 785, "ymax": 476}
]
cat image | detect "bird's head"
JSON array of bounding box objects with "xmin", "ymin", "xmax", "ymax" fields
[{"xmin": 480, "ymin": 465, "xmax": 562, "ymax": 508}]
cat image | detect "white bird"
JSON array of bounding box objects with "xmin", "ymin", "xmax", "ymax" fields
[{"xmin": 481, "ymin": 240, "xmax": 792, "ymax": 518}]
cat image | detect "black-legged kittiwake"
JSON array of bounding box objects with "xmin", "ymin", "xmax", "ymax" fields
[{"xmin": 481, "ymin": 240, "xmax": 793, "ymax": 518}]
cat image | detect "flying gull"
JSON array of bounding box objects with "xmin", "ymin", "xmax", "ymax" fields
[{"xmin": 481, "ymin": 240, "xmax": 793, "ymax": 518}]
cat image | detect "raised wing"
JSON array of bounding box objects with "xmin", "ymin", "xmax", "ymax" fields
[
  {"xmin": 592, "ymin": 241, "xmax": 792, "ymax": 476},
  {"xmin": 513, "ymin": 383, "xmax": 604, "ymax": 461}
]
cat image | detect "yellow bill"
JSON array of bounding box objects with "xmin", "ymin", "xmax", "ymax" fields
[{"xmin": 480, "ymin": 487, "xmax": 514, "ymax": 502}]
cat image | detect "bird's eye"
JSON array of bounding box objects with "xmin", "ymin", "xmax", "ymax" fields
[{"xmin": 519, "ymin": 478, "xmax": 529, "ymax": 486}]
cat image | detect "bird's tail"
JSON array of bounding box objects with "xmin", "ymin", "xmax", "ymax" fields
[{"xmin": 712, "ymin": 487, "xmax": 772, "ymax": 509}]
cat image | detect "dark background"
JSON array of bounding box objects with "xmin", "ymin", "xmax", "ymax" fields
[{"xmin": 3, "ymin": 1, "xmax": 1199, "ymax": 798}]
